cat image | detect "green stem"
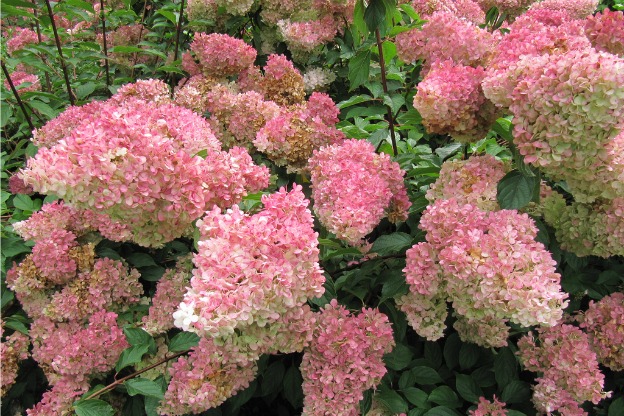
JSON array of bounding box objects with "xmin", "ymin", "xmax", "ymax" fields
[
  {"xmin": 1, "ymin": 61, "xmax": 35, "ymax": 131},
  {"xmin": 375, "ymin": 28, "xmax": 398, "ymax": 156},
  {"xmin": 43, "ymin": 0, "xmax": 76, "ymax": 105},
  {"xmin": 82, "ymin": 349, "xmax": 190, "ymax": 401}
]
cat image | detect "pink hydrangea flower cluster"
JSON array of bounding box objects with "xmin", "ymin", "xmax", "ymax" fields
[
  {"xmin": 3, "ymin": 70, "xmax": 40, "ymax": 95},
  {"xmin": 260, "ymin": 53, "xmax": 306, "ymax": 106},
  {"xmin": 396, "ymin": 11, "xmax": 498, "ymax": 71},
  {"xmin": 508, "ymin": 49, "xmax": 624, "ymax": 203},
  {"xmin": 542, "ymin": 193, "xmax": 624, "ymax": 258},
  {"xmin": 8, "ymin": 202, "xmax": 143, "ymax": 321},
  {"xmin": 277, "ymin": 15, "xmax": 339, "ymax": 55},
  {"xmin": 578, "ymin": 292, "xmax": 624, "ymax": 371},
  {"xmin": 308, "ymin": 139, "xmax": 411, "ymax": 246},
  {"xmin": 20, "ymin": 99, "xmax": 269, "ymax": 247},
  {"xmin": 255, "ymin": 94, "xmax": 345, "ymax": 172},
  {"xmin": 160, "ymin": 337, "xmax": 258, "ymax": 415},
  {"xmin": 26, "ymin": 379, "xmax": 89, "ymax": 416},
  {"xmin": 300, "ymin": 300, "xmax": 395, "ymax": 416},
  {"xmin": 174, "ymin": 185, "xmax": 325, "ymax": 337},
  {"xmin": 142, "ymin": 256, "xmax": 193, "ymax": 335},
  {"xmin": 482, "ymin": 12, "xmax": 590, "ymax": 109},
  {"xmin": 400, "ymin": 0, "xmax": 485, "ymax": 24},
  {"xmin": 528, "ymin": 0, "xmax": 598, "ymax": 19},
  {"xmin": 8, "ymin": 172, "xmax": 33, "ymax": 195},
  {"xmin": 413, "ymin": 61, "xmax": 499, "ymax": 143},
  {"xmin": 203, "ymin": 85, "xmax": 281, "ymax": 149},
  {"xmin": 1, "ymin": 322, "xmax": 30, "ymax": 396},
  {"xmin": 303, "ymin": 67, "xmax": 336, "ymax": 93},
  {"xmin": 584, "ymin": 8, "xmax": 624, "ymax": 56},
  {"xmin": 425, "ymin": 155, "xmax": 510, "ymax": 211},
  {"xmin": 517, "ymin": 324, "xmax": 611, "ymax": 415},
  {"xmin": 5, "ymin": 27, "xmax": 44, "ymax": 55},
  {"xmin": 109, "ymin": 78, "xmax": 172, "ymax": 106},
  {"xmin": 469, "ymin": 396, "xmax": 508, "ymax": 416},
  {"xmin": 399, "ymin": 198, "xmax": 567, "ymax": 347},
  {"xmin": 30, "ymin": 310, "xmax": 128, "ymax": 386},
  {"xmin": 182, "ymin": 32, "xmax": 256, "ymax": 78}
]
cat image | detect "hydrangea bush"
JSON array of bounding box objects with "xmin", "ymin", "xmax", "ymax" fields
[{"xmin": 1, "ymin": 0, "xmax": 623, "ymax": 415}]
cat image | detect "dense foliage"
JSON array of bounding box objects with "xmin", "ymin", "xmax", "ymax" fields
[{"xmin": 1, "ymin": 0, "xmax": 623, "ymax": 415}]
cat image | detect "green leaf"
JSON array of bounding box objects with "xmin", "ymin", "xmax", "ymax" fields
[
  {"xmin": 74, "ymin": 399, "xmax": 115, "ymax": 416},
  {"xmin": 364, "ymin": 0, "xmax": 387, "ymax": 32},
  {"xmin": 493, "ymin": 347, "xmax": 518, "ymax": 388},
  {"xmin": 399, "ymin": 3, "xmax": 421, "ymax": 21},
  {"xmin": 139, "ymin": 266, "xmax": 165, "ymax": 282},
  {"xmin": 110, "ymin": 45, "xmax": 144, "ymax": 53},
  {"xmin": 428, "ymin": 386, "xmax": 461, "ymax": 408},
  {"xmin": 384, "ymin": 343, "xmax": 413, "ymax": 371},
  {"xmin": 28, "ymin": 100, "xmax": 58, "ymax": 119},
  {"xmin": 261, "ymin": 361, "xmax": 285, "ymax": 396},
  {"xmin": 127, "ymin": 253, "xmax": 157, "ymax": 268},
  {"xmin": 115, "ymin": 344, "xmax": 149, "ymax": 372},
  {"xmin": 3, "ymin": 315, "xmax": 29, "ymax": 335},
  {"xmin": 380, "ymin": 270, "xmax": 409, "ymax": 303},
  {"xmin": 501, "ymin": 380, "xmax": 531, "ymax": 404},
  {"xmin": 337, "ymin": 94, "xmax": 372, "ymax": 109},
  {"xmin": 382, "ymin": 40, "xmax": 397, "ymax": 62},
  {"xmin": 125, "ymin": 378, "xmax": 165, "ymax": 399},
  {"xmin": 424, "ymin": 406, "xmax": 462, "ymax": 416},
  {"xmin": 352, "ymin": 0, "xmax": 367, "ymax": 39},
  {"xmin": 156, "ymin": 9, "xmax": 178, "ymax": 24},
  {"xmin": 76, "ymin": 83, "xmax": 96, "ymax": 100},
  {"xmin": 412, "ymin": 366, "xmax": 443, "ymax": 385},
  {"xmin": 492, "ymin": 117, "xmax": 513, "ymax": 142},
  {"xmin": 1, "ymin": 236, "xmax": 32, "ymax": 257},
  {"xmin": 168, "ymin": 331, "xmax": 199, "ymax": 352},
  {"xmin": 424, "ymin": 342, "xmax": 443, "ymax": 369},
  {"xmin": 1, "ymin": 103, "xmax": 12, "ymax": 128},
  {"xmin": 372, "ymin": 232, "xmax": 412, "ymax": 255},
  {"xmin": 497, "ymin": 170, "xmax": 538, "ymax": 210},
  {"xmin": 443, "ymin": 333, "xmax": 461, "ymax": 370},
  {"xmin": 402, "ymin": 387, "xmax": 428, "ymax": 408},
  {"xmin": 230, "ymin": 380, "xmax": 257, "ymax": 410},
  {"xmin": 124, "ymin": 327, "xmax": 152, "ymax": 346},
  {"xmin": 13, "ymin": 194, "xmax": 41, "ymax": 212},
  {"xmin": 1, "ymin": 290, "xmax": 15, "ymax": 309},
  {"xmin": 609, "ymin": 397, "xmax": 624, "ymax": 416},
  {"xmin": 458, "ymin": 343, "xmax": 480, "ymax": 370},
  {"xmin": 455, "ymin": 374, "xmax": 483, "ymax": 403},
  {"xmin": 283, "ymin": 365, "xmax": 303, "ymax": 408},
  {"xmin": 377, "ymin": 386, "xmax": 409, "ymax": 413},
  {"xmin": 348, "ymin": 50, "xmax": 371, "ymax": 91}
]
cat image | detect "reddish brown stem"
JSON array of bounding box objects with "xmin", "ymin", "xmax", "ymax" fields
[
  {"xmin": 43, "ymin": 0, "xmax": 76, "ymax": 104},
  {"xmin": 1, "ymin": 61, "xmax": 35, "ymax": 131}
]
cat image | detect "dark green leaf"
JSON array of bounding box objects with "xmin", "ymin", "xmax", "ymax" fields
[
  {"xmin": 434, "ymin": 142, "xmax": 462, "ymax": 160},
  {"xmin": 13, "ymin": 194, "xmax": 41, "ymax": 211},
  {"xmin": 377, "ymin": 384, "xmax": 409, "ymax": 413},
  {"xmin": 348, "ymin": 50, "xmax": 371, "ymax": 91},
  {"xmin": 283, "ymin": 365, "xmax": 303, "ymax": 408},
  {"xmin": 380, "ymin": 270, "xmax": 409, "ymax": 303},
  {"xmin": 424, "ymin": 342, "xmax": 443, "ymax": 369},
  {"xmin": 4, "ymin": 316, "xmax": 29, "ymax": 335},
  {"xmin": 443, "ymin": 333, "xmax": 461, "ymax": 370},
  {"xmin": 28, "ymin": 100, "xmax": 58, "ymax": 119},
  {"xmin": 74, "ymin": 399, "xmax": 115, "ymax": 416},
  {"xmin": 428, "ymin": 386, "xmax": 461, "ymax": 408},
  {"xmin": 493, "ymin": 347, "xmax": 518, "ymax": 388},
  {"xmin": 497, "ymin": 170, "xmax": 538, "ymax": 210},
  {"xmin": 384, "ymin": 343, "xmax": 413, "ymax": 371},
  {"xmin": 459, "ymin": 343, "xmax": 480, "ymax": 370},
  {"xmin": 124, "ymin": 328, "xmax": 153, "ymax": 346},
  {"xmin": 139, "ymin": 266, "xmax": 165, "ymax": 282},
  {"xmin": 455, "ymin": 374, "xmax": 483, "ymax": 403},
  {"xmin": 492, "ymin": 117, "xmax": 513, "ymax": 142},
  {"xmin": 1, "ymin": 236, "xmax": 32, "ymax": 257},
  {"xmin": 1, "ymin": 290, "xmax": 15, "ymax": 309},
  {"xmin": 115, "ymin": 344, "xmax": 149, "ymax": 372},
  {"xmin": 403, "ymin": 387, "xmax": 428, "ymax": 408},
  {"xmin": 261, "ymin": 361, "xmax": 285, "ymax": 396},
  {"xmin": 230, "ymin": 380, "xmax": 256, "ymax": 410},
  {"xmin": 168, "ymin": 331, "xmax": 199, "ymax": 352},
  {"xmin": 424, "ymin": 406, "xmax": 462, "ymax": 416},
  {"xmin": 1, "ymin": 103, "xmax": 12, "ymax": 128},
  {"xmin": 412, "ymin": 366, "xmax": 443, "ymax": 385},
  {"xmin": 337, "ymin": 94, "xmax": 373, "ymax": 109},
  {"xmin": 127, "ymin": 253, "xmax": 157, "ymax": 268},
  {"xmin": 372, "ymin": 232, "xmax": 412, "ymax": 255},
  {"xmin": 364, "ymin": 0, "xmax": 387, "ymax": 31},
  {"xmin": 501, "ymin": 380, "xmax": 531, "ymax": 404},
  {"xmin": 125, "ymin": 378, "xmax": 165, "ymax": 399},
  {"xmin": 609, "ymin": 397, "xmax": 624, "ymax": 416}
]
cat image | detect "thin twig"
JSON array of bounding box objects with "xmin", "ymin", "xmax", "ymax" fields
[
  {"xmin": 43, "ymin": 0, "xmax": 76, "ymax": 104},
  {"xmin": 375, "ymin": 29, "xmax": 398, "ymax": 156},
  {"xmin": 130, "ymin": 0, "xmax": 150, "ymax": 79},
  {"xmin": 83, "ymin": 349, "xmax": 190, "ymax": 401},
  {"xmin": 100, "ymin": 0, "xmax": 111, "ymax": 90},
  {"xmin": 1, "ymin": 61, "xmax": 35, "ymax": 131},
  {"xmin": 30, "ymin": 0, "xmax": 52, "ymax": 92},
  {"xmin": 170, "ymin": 0, "xmax": 185, "ymax": 96}
]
